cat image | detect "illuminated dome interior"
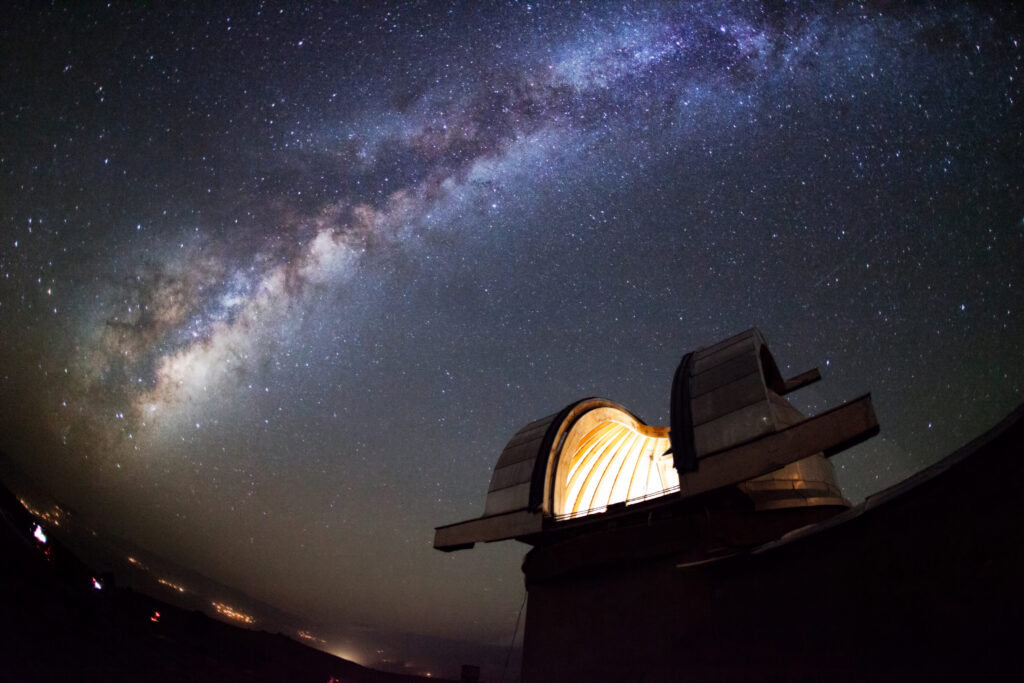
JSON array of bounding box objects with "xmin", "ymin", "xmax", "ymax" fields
[{"xmin": 552, "ymin": 406, "xmax": 677, "ymax": 518}]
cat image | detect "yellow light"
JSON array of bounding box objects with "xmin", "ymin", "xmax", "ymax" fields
[
  {"xmin": 330, "ymin": 649, "xmax": 363, "ymax": 666},
  {"xmin": 553, "ymin": 406, "xmax": 678, "ymax": 518},
  {"xmin": 20, "ymin": 498, "xmax": 44, "ymax": 517},
  {"xmin": 158, "ymin": 578, "xmax": 187, "ymax": 593},
  {"xmin": 211, "ymin": 601, "xmax": 255, "ymax": 624}
]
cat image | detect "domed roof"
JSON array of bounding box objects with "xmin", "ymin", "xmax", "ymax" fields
[{"xmin": 435, "ymin": 328, "xmax": 878, "ymax": 551}]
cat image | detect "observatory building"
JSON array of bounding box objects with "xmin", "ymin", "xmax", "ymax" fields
[
  {"xmin": 435, "ymin": 328, "xmax": 1024, "ymax": 681},
  {"xmin": 436, "ymin": 329, "xmax": 878, "ymax": 677},
  {"xmin": 432, "ymin": 327, "xmax": 872, "ymax": 552},
  {"xmin": 435, "ymin": 328, "xmax": 875, "ymax": 553}
]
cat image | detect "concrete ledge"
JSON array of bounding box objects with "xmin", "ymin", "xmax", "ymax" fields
[{"xmin": 434, "ymin": 509, "xmax": 543, "ymax": 551}]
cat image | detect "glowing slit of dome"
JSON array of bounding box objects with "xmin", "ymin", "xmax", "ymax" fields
[{"xmin": 553, "ymin": 407, "xmax": 677, "ymax": 518}]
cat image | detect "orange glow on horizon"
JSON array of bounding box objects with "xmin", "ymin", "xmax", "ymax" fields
[
  {"xmin": 211, "ymin": 601, "xmax": 255, "ymax": 624},
  {"xmin": 20, "ymin": 498, "xmax": 65, "ymax": 526},
  {"xmin": 157, "ymin": 578, "xmax": 187, "ymax": 593}
]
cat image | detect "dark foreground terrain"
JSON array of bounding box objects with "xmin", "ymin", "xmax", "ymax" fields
[{"xmin": 0, "ymin": 476, "xmax": 450, "ymax": 683}]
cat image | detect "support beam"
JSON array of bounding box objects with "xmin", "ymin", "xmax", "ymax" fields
[
  {"xmin": 677, "ymin": 394, "xmax": 877, "ymax": 501},
  {"xmin": 434, "ymin": 509, "xmax": 543, "ymax": 551},
  {"xmin": 780, "ymin": 368, "xmax": 822, "ymax": 395}
]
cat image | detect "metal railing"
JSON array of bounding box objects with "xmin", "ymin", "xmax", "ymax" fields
[{"xmin": 554, "ymin": 485, "xmax": 680, "ymax": 522}]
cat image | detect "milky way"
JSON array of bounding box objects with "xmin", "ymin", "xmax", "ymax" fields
[{"xmin": 1, "ymin": 2, "xmax": 1022, "ymax": 676}]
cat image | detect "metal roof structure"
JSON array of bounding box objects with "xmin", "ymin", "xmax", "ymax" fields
[{"xmin": 435, "ymin": 328, "xmax": 878, "ymax": 551}]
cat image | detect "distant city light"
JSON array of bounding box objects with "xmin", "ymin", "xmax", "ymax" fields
[
  {"xmin": 158, "ymin": 578, "xmax": 187, "ymax": 593},
  {"xmin": 331, "ymin": 648, "xmax": 364, "ymax": 666},
  {"xmin": 211, "ymin": 601, "xmax": 255, "ymax": 624},
  {"xmin": 21, "ymin": 498, "xmax": 65, "ymax": 526},
  {"xmin": 297, "ymin": 630, "xmax": 325, "ymax": 644},
  {"xmin": 32, "ymin": 524, "xmax": 47, "ymax": 543}
]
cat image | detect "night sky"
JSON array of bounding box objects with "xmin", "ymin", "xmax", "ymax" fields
[{"xmin": 1, "ymin": 1, "xmax": 1022, "ymax": 675}]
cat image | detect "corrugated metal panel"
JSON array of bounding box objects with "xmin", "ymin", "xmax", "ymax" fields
[
  {"xmin": 689, "ymin": 353, "xmax": 761, "ymax": 397},
  {"xmin": 483, "ymin": 482, "xmax": 533, "ymax": 518},
  {"xmin": 691, "ymin": 334, "xmax": 758, "ymax": 374},
  {"xmin": 488, "ymin": 458, "xmax": 537, "ymax": 492},
  {"xmin": 693, "ymin": 328, "xmax": 757, "ymax": 358},
  {"xmin": 480, "ymin": 412, "xmax": 558, "ymax": 518},
  {"xmin": 683, "ymin": 329, "xmax": 778, "ymax": 458},
  {"xmin": 693, "ymin": 400, "xmax": 775, "ymax": 456},
  {"xmin": 690, "ymin": 372, "xmax": 766, "ymax": 426},
  {"xmin": 503, "ymin": 418, "xmax": 552, "ymax": 449},
  {"xmin": 491, "ymin": 439, "xmax": 542, "ymax": 468}
]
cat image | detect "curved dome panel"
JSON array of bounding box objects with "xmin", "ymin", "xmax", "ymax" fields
[
  {"xmin": 482, "ymin": 412, "xmax": 560, "ymax": 518},
  {"xmin": 552, "ymin": 405, "xmax": 676, "ymax": 518}
]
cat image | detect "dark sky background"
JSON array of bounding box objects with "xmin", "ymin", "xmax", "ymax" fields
[{"xmin": 1, "ymin": 0, "xmax": 1022, "ymax": 675}]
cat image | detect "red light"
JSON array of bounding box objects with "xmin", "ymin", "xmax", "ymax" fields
[{"xmin": 150, "ymin": 611, "xmax": 161, "ymax": 623}]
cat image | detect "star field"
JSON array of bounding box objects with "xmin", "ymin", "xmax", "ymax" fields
[{"xmin": 1, "ymin": 1, "xmax": 1022, "ymax": 676}]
